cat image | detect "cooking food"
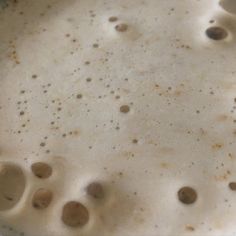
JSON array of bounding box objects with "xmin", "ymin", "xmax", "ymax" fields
[{"xmin": 0, "ymin": 0, "xmax": 236, "ymax": 235}]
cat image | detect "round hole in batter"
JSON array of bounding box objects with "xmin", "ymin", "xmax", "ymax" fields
[
  {"xmin": 31, "ymin": 162, "xmax": 52, "ymax": 179},
  {"xmin": 0, "ymin": 163, "xmax": 26, "ymax": 211},
  {"xmin": 205, "ymin": 26, "xmax": 228, "ymax": 40},
  {"xmin": 178, "ymin": 187, "xmax": 197, "ymax": 204},
  {"xmin": 32, "ymin": 188, "xmax": 53, "ymax": 209},
  {"xmin": 219, "ymin": 0, "xmax": 236, "ymax": 15},
  {"xmin": 62, "ymin": 201, "xmax": 89, "ymax": 227},
  {"xmin": 86, "ymin": 182, "xmax": 104, "ymax": 199}
]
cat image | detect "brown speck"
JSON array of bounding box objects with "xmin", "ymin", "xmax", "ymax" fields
[
  {"xmin": 229, "ymin": 182, "xmax": 236, "ymax": 191},
  {"xmin": 108, "ymin": 16, "xmax": 118, "ymax": 22},
  {"xmin": 132, "ymin": 139, "xmax": 138, "ymax": 144},
  {"xmin": 86, "ymin": 78, "xmax": 92, "ymax": 82},
  {"xmin": 217, "ymin": 115, "xmax": 228, "ymax": 122},
  {"xmin": 93, "ymin": 43, "xmax": 99, "ymax": 48},
  {"xmin": 186, "ymin": 225, "xmax": 195, "ymax": 231},
  {"xmin": 212, "ymin": 143, "xmax": 223, "ymax": 150},
  {"xmin": 118, "ymin": 172, "xmax": 123, "ymax": 177},
  {"xmin": 120, "ymin": 105, "xmax": 130, "ymax": 113},
  {"xmin": 40, "ymin": 142, "xmax": 46, "ymax": 147},
  {"xmin": 19, "ymin": 111, "xmax": 24, "ymax": 116},
  {"xmin": 85, "ymin": 61, "xmax": 90, "ymax": 65},
  {"xmin": 73, "ymin": 130, "xmax": 79, "ymax": 136},
  {"xmin": 115, "ymin": 23, "xmax": 128, "ymax": 32},
  {"xmin": 32, "ymin": 74, "xmax": 37, "ymax": 79}
]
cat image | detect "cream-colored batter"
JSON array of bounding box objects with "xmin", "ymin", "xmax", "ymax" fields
[{"xmin": 0, "ymin": 0, "xmax": 236, "ymax": 235}]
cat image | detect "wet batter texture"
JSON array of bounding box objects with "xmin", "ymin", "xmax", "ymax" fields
[{"xmin": 0, "ymin": 0, "xmax": 236, "ymax": 235}]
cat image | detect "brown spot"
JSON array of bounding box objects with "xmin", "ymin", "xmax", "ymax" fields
[
  {"xmin": 118, "ymin": 172, "xmax": 123, "ymax": 177},
  {"xmin": 76, "ymin": 94, "xmax": 83, "ymax": 99},
  {"xmin": 40, "ymin": 142, "xmax": 46, "ymax": 147},
  {"xmin": 120, "ymin": 105, "xmax": 130, "ymax": 113},
  {"xmin": 178, "ymin": 187, "xmax": 197, "ymax": 204},
  {"xmin": 185, "ymin": 225, "xmax": 195, "ymax": 231},
  {"xmin": 32, "ymin": 189, "xmax": 53, "ymax": 209},
  {"xmin": 217, "ymin": 114, "xmax": 228, "ymax": 122},
  {"xmin": 93, "ymin": 43, "xmax": 99, "ymax": 48},
  {"xmin": 32, "ymin": 74, "xmax": 37, "ymax": 79},
  {"xmin": 115, "ymin": 23, "xmax": 128, "ymax": 32},
  {"xmin": 228, "ymin": 153, "xmax": 235, "ymax": 160},
  {"xmin": 174, "ymin": 90, "xmax": 182, "ymax": 96},
  {"xmin": 62, "ymin": 201, "xmax": 89, "ymax": 227},
  {"xmin": 72, "ymin": 130, "xmax": 80, "ymax": 136},
  {"xmin": 229, "ymin": 182, "xmax": 236, "ymax": 190},
  {"xmin": 19, "ymin": 111, "xmax": 24, "ymax": 116},
  {"xmin": 160, "ymin": 162, "xmax": 171, "ymax": 169},
  {"xmin": 31, "ymin": 162, "xmax": 52, "ymax": 179},
  {"xmin": 86, "ymin": 182, "xmax": 104, "ymax": 199},
  {"xmin": 132, "ymin": 139, "xmax": 138, "ymax": 144},
  {"xmin": 212, "ymin": 143, "xmax": 223, "ymax": 150},
  {"xmin": 108, "ymin": 16, "xmax": 118, "ymax": 22},
  {"xmin": 205, "ymin": 26, "xmax": 228, "ymax": 40},
  {"xmin": 215, "ymin": 172, "xmax": 230, "ymax": 181}
]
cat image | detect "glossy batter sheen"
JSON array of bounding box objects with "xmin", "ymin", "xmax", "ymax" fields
[{"xmin": 0, "ymin": 0, "xmax": 236, "ymax": 235}]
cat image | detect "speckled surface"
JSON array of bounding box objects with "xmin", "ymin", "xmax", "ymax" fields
[{"xmin": 0, "ymin": 0, "xmax": 236, "ymax": 235}]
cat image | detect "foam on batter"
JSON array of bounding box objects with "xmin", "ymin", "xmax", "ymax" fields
[{"xmin": 0, "ymin": 0, "xmax": 236, "ymax": 235}]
